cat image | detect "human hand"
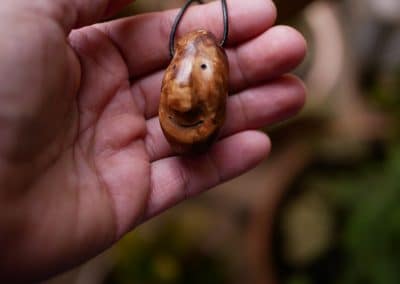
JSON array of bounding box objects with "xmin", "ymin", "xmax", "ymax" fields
[{"xmin": 0, "ymin": 0, "xmax": 306, "ymax": 281}]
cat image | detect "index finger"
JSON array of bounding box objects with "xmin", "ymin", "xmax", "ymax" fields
[
  {"xmin": 41, "ymin": 0, "xmax": 134, "ymax": 32},
  {"xmin": 96, "ymin": 0, "xmax": 277, "ymax": 78}
]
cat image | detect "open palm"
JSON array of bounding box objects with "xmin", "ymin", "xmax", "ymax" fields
[{"xmin": 0, "ymin": 0, "xmax": 306, "ymax": 281}]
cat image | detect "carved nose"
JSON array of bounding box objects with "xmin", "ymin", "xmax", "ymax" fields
[{"xmin": 168, "ymin": 87, "xmax": 195, "ymax": 113}]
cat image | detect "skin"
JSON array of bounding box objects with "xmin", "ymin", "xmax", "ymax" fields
[{"xmin": 0, "ymin": 0, "xmax": 307, "ymax": 282}]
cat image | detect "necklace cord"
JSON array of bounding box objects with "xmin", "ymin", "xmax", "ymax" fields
[{"xmin": 169, "ymin": 0, "xmax": 229, "ymax": 58}]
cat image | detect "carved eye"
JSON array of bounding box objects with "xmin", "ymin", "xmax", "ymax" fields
[{"xmin": 201, "ymin": 63, "xmax": 207, "ymax": 70}]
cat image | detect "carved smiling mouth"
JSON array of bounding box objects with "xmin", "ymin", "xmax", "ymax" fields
[
  {"xmin": 169, "ymin": 115, "xmax": 204, "ymax": 128},
  {"xmin": 168, "ymin": 106, "xmax": 205, "ymax": 128}
]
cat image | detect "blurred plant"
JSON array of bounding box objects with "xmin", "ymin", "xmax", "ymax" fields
[
  {"xmin": 369, "ymin": 67, "xmax": 400, "ymax": 123},
  {"xmin": 275, "ymin": 144, "xmax": 400, "ymax": 284},
  {"xmin": 106, "ymin": 218, "xmax": 229, "ymax": 284},
  {"xmin": 330, "ymin": 147, "xmax": 400, "ymax": 284}
]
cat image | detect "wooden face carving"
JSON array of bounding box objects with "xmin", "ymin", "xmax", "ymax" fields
[{"xmin": 159, "ymin": 30, "xmax": 229, "ymax": 154}]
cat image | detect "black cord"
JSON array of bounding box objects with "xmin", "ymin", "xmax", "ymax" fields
[{"xmin": 169, "ymin": 0, "xmax": 229, "ymax": 59}]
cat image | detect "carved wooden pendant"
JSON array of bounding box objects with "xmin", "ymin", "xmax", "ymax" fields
[{"xmin": 159, "ymin": 30, "xmax": 229, "ymax": 154}]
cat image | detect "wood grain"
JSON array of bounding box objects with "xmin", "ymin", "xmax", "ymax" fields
[{"xmin": 159, "ymin": 30, "xmax": 229, "ymax": 154}]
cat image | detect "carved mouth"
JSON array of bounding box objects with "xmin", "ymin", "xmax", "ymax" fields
[{"xmin": 169, "ymin": 116, "xmax": 204, "ymax": 128}]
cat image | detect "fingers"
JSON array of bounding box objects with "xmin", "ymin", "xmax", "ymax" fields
[
  {"xmin": 35, "ymin": 0, "xmax": 134, "ymax": 33},
  {"xmin": 145, "ymin": 75, "xmax": 305, "ymax": 162},
  {"xmin": 144, "ymin": 131, "xmax": 270, "ymax": 219},
  {"xmin": 228, "ymin": 25, "xmax": 307, "ymax": 92},
  {"xmin": 131, "ymin": 25, "xmax": 306, "ymax": 118},
  {"xmin": 222, "ymin": 75, "xmax": 306, "ymax": 135},
  {"xmin": 97, "ymin": 0, "xmax": 277, "ymax": 77}
]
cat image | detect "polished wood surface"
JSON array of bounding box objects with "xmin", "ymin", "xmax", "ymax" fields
[{"xmin": 159, "ymin": 30, "xmax": 229, "ymax": 154}]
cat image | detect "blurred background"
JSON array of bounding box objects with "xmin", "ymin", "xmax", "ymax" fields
[{"xmin": 47, "ymin": 0, "xmax": 400, "ymax": 283}]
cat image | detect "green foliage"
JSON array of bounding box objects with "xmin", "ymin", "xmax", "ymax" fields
[
  {"xmin": 369, "ymin": 67, "xmax": 400, "ymax": 125},
  {"xmin": 106, "ymin": 220, "xmax": 228, "ymax": 284},
  {"xmin": 326, "ymin": 147, "xmax": 400, "ymax": 284}
]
